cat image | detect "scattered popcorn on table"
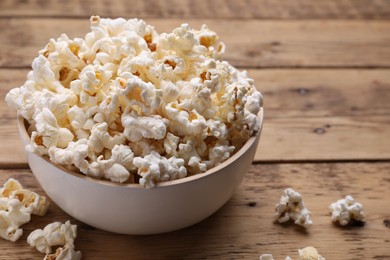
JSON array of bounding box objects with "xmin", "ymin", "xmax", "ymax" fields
[
  {"xmin": 259, "ymin": 254, "xmax": 292, "ymax": 260},
  {"xmin": 28, "ymin": 220, "xmax": 81, "ymax": 259},
  {"xmin": 259, "ymin": 254, "xmax": 275, "ymax": 260},
  {"xmin": 298, "ymin": 246, "xmax": 325, "ymax": 260},
  {"xmin": 5, "ymin": 16, "xmax": 263, "ymax": 187},
  {"xmin": 44, "ymin": 244, "xmax": 82, "ymax": 260},
  {"xmin": 0, "ymin": 178, "xmax": 50, "ymax": 242},
  {"xmin": 329, "ymin": 195, "xmax": 365, "ymax": 226},
  {"xmin": 0, "ymin": 199, "xmax": 31, "ymax": 242},
  {"xmin": 274, "ymin": 188, "xmax": 313, "ymax": 227},
  {"xmin": 260, "ymin": 247, "xmax": 324, "ymax": 260}
]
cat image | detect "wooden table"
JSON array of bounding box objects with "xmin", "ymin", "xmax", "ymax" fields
[{"xmin": 1, "ymin": 1, "xmax": 390, "ymax": 259}]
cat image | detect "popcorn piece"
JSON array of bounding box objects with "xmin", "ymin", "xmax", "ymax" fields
[
  {"xmin": 259, "ymin": 254, "xmax": 275, "ymax": 260},
  {"xmin": 10, "ymin": 189, "xmax": 50, "ymax": 216},
  {"xmin": 26, "ymin": 108, "xmax": 74, "ymax": 155},
  {"xmin": 88, "ymin": 122, "xmax": 125, "ymax": 153},
  {"xmin": 6, "ymin": 16, "xmax": 263, "ymax": 186},
  {"xmin": 329, "ymin": 195, "xmax": 365, "ymax": 226},
  {"xmin": 133, "ymin": 151, "xmax": 187, "ymax": 187},
  {"xmin": 87, "ymin": 155, "xmax": 131, "ymax": 183},
  {"xmin": 275, "ymin": 188, "xmax": 313, "ymax": 227},
  {"xmin": 298, "ymin": 246, "xmax": 325, "ymax": 260},
  {"xmin": 0, "ymin": 178, "xmax": 23, "ymax": 198},
  {"xmin": 0, "ymin": 178, "xmax": 50, "ymax": 216},
  {"xmin": 44, "ymin": 244, "xmax": 82, "ymax": 260},
  {"xmin": 122, "ymin": 112, "xmax": 167, "ymax": 143},
  {"xmin": 48, "ymin": 139, "xmax": 89, "ymax": 174},
  {"xmin": 0, "ymin": 199, "xmax": 31, "ymax": 242},
  {"xmin": 27, "ymin": 220, "xmax": 81, "ymax": 258},
  {"xmin": 0, "ymin": 178, "xmax": 51, "ymax": 242}
]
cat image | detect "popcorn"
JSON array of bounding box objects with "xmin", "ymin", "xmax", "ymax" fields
[
  {"xmin": 0, "ymin": 178, "xmax": 50, "ymax": 242},
  {"xmin": 6, "ymin": 16, "xmax": 263, "ymax": 187},
  {"xmin": 27, "ymin": 220, "xmax": 82, "ymax": 259},
  {"xmin": 44, "ymin": 244, "xmax": 82, "ymax": 260},
  {"xmin": 0, "ymin": 199, "xmax": 31, "ymax": 242},
  {"xmin": 259, "ymin": 247, "xmax": 324, "ymax": 260},
  {"xmin": 259, "ymin": 255, "xmax": 292, "ymax": 260},
  {"xmin": 0, "ymin": 178, "xmax": 23, "ymax": 198},
  {"xmin": 329, "ymin": 195, "xmax": 365, "ymax": 226},
  {"xmin": 259, "ymin": 254, "xmax": 275, "ymax": 260},
  {"xmin": 122, "ymin": 112, "xmax": 167, "ymax": 142},
  {"xmin": 10, "ymin": 189, "xmax": 50, "ymax": 216},
  {"xmin": 0, "ymin": 179, "xmax": 50, "ymax": 216},
  {"xmin": 274, "ymin": 188, "xmax": 313, "ymax": 227},
  {"xmin": 298, "ymin": 246, "xmax": 325, "ymax": 260},
  {"xmin": 133, "ymin": 151, "xmax": 187, "ymax": 187},
  {"xmin": 48, "ymin": 139, "xmax": 89, "ymax": 174}
]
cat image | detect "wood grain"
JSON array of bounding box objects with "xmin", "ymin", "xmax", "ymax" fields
[
  {"xmin": 1, "ymin": 69, "xmax": 390, "ymax": 166},
  {"xmin": 1, "ymin": 19, "xmax": 390, "ymax": 68},
  {"xmin": 1, "ymin": 0, "xmax": 390, "ymax": 20},
  {"xmin": 252, "ymin": 69, "xmax": 390, "ymax": 118},
  {"xmin": 0, "ymin": 163, "xmax": 389, "ymax": 259}
]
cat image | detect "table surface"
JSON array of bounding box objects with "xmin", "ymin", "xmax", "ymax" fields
[{"xmin": 1, "ymin": 1, "xmax": 390, "ymax": 259}]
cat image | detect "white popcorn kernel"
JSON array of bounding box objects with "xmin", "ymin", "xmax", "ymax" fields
[
  {"xmin": 163, "ymin": 132, "xmax": 180, "ymax": 156},
  {"xmin": 34, "ymin": 108, "xmax": 74, "ymax": 149},
  {"xmin": 245, "ymin": 91, "xmax": 263, "ymax": 115},
  {"xmin": 10, "ymin": 189, "xmax": 50, "ymax": 216},
  {"xmin": 206, "ymin": 119, "xmax": 229, "ymax": 140},
  {"xmin": 48, "ymin": 139, "xmax": 89, "ymax": 174},
  {"xmin": 122, "ymin": 112, "xmax": 167, "ymax": 142},
  {"xmin": 111, "ymin": 144, "xmax": 134, "ymax": 170},
  {"xmin": 0, "ymin": 199, "xmax": 31, "ymax": 242},
  {"xmin": 133, "ymin": 151, "xmax": 187, "ymax": 187},
  {"xmin": 27, "ymin": 228, "xmax": 51, "ymax": 254},
  {"xmin": 44, "ymin": 244, "xmax": 82, "ymax": 260},
  {"xmin": 208, "ymin": 143, "xmax": 235, "ymax": 165},
  {"xmin": 259, "ymin": 254, "xmax": 274, "ymax": 260},
  {"xmin": 104, "ymin": 162, "xmax": 130, "ymax": 183},
  {"xmin": 27, "ymin": 220, "xmax": 81, "ymax": 258},
  {"xmin": 275, "ymin": 188, "xmax": 313, "ymax": 227},
  {"xmin": 88, "ymin": 122, "xmax": 125, "ymax": 153},
  {"xmin": 0, "ymin": 178, "xmax": 23, "ymax": 198},
  {"xmin": 298, "ymin": 246, "xmax": 325, "ymax": 260},
  {"xmin": 188, "ymin": 156, "xmax": 207, "ymax": 172},
  {"xmin": 87, "ymin": 155, "xmax": 130, "ymax": 183},
  {"xmin": 329, "ymin": 195, "xmax": 365, "ymax": 226},
  {"xmin": 0, "ymin": 178, "xmax": 50, "ymax": 218}
]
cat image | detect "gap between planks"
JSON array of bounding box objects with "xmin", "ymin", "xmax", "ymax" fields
[{"xmin": 1, "ymin": 0, "xmax": 390, "ymax": 20}]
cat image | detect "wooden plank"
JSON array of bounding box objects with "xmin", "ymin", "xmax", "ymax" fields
[
  {"xmin": 1, "ymin": 69, "xmax": 390, "ymax": 165},
  {"xmin": 1, "ymin": 0, "xmax": 390, "ymax": 20},
  {"xmin": 252, "ymin": 69, "xmax": 390, "ymax": 118},
  {"xmin": 257, "ymin": 116, "xmax": 390, "ymax": 162},
  {"xmin": 0, "ymin": 163, "xmax": 389, "ymax": 259},
  {"xmin": 1, "ymin": 19, "xmax": 390, "ymax": 68}
]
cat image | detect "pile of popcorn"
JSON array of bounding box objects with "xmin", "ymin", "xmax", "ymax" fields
[
  {"xmin": 0, "ymin": 178, "xmax": 50, "ymax": 242},
  {"xmin": 260, "ymin": 246, "xmax": 326, "ymax": 260},
  {"xmin": 5, "ymin": 16, "xmax": 263, "ymax": 187}
]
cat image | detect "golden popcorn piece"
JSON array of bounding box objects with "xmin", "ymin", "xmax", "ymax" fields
[
  {"xmin": 11, "ymin": 189, "xmax": 50, "ymax": 216},
  {"xmin": 0, "ymin": 178, "xmax": 23, "ymax": 198},
  {"xmin": 298, "ymin": 246, "xmax": 325, "ymax": 260}
]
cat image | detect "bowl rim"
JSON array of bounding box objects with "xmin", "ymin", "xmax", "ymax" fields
[{"xmin": 18, "ymin": 109, "xmax": 263, "ymax": 189}]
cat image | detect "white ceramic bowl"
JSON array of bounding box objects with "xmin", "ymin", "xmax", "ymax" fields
[{"xmin": 17, "ymin": 110, "xmax": 263, "ymax": 235}]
